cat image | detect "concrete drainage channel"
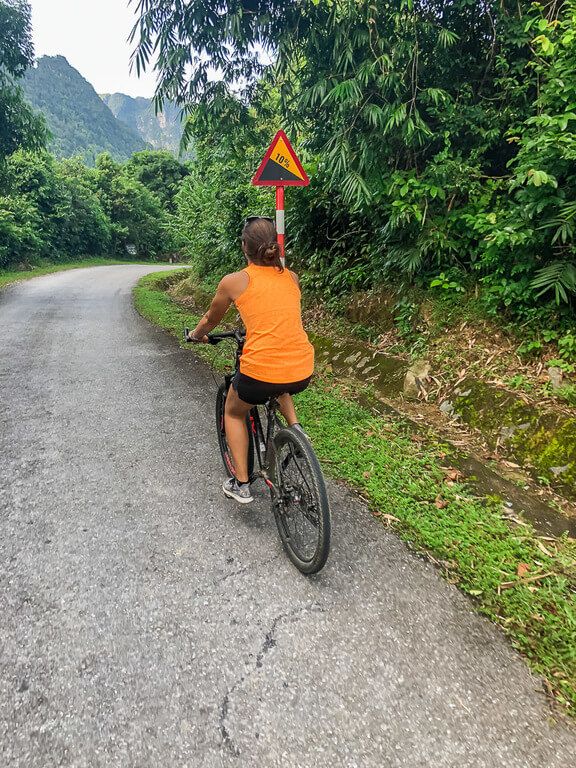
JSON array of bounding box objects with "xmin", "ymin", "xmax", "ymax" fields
[{"xmin": 311, "ymin": 333, "xmax": 576, "ymax": 538}]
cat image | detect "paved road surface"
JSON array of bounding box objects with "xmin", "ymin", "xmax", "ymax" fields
[{"xmin": 1, "ymin": 265, "xmax": 574, "ymax": 767}]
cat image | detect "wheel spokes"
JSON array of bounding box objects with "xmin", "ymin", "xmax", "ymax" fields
[{"xmin": 276, "ymin": 443, "xmax": 320, "ymax": 560}]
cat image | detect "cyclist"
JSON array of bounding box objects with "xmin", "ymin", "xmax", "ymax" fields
[{"xmin": 186, "ymin": 216, "xmax": 314, "ymax": 504}]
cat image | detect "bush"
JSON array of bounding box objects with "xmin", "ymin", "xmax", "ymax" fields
[{"xmin": 0, "ymin": 193, "xmax": 43, "ymax": 266}]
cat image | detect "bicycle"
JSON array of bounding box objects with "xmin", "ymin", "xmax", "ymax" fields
[{"xmin": 185, "ymin": 328, "xmax": 331, "ymax": 574}]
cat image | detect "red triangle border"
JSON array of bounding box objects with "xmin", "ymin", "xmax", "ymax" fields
[{"xmin": 252, "ymin": 130, "xmax": 310, "ymax": 187}]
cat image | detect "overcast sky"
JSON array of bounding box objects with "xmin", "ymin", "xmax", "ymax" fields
[{"xmin": 30, "ymin": 0, "xmax": 159, "ymax": 97}]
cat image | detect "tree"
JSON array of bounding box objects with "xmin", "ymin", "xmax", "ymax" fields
[
  {"xmin": 129, "ymin": 0, "xmax": 292, "ymax": 107},
  {"xmin": 55, "ymin": 158, "xmax": 111, "ymax": 256},
  {"xmin": 4, "ymin": 150, "xmax": 111, "ymax": 259},
  {"xmin": 135, "ymin": 0, "xmax": 576, "ymax": 320},
  {"xmin": 5, "ymin": 150, "xmax": 63, "ymax": 256},
  {"xmin": 0, "ymin": 0, "xmax": 47, "ymax": 161},
  {"xmin": 94, "ymin": 153, "xmax": 171, "ymax": 258},
  {"xmin": 126, "ymin": 150, "xmax": 189, "ymax": 210},
  {"xmin": 0, "ymin": 193, "xmax": 43, "ymax": 266},
  {"xmin": 0, "ymin": 0, "xmax": 34, "ymax": 78}
]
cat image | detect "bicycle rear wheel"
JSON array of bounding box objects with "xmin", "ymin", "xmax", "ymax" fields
[
  {"xmin": 271, "ymin": 427, "xmax": 331, "ymax": 574},
  {"xmin": 215, "ymin": 383, "xmax": 255, "ymax": 481}
]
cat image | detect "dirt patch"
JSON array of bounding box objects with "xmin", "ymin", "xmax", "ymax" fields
[{"xmin": 344, "ymin": 288, "xmax": 397, "ymax": 330}]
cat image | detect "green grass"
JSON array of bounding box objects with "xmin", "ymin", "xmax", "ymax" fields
[
  {"xmin": 134, "ymin": 269, "xmax": 576, "ymax": 715},
  {"xmin": 0, "ymin": 257, "xmax": 166, "ymax": 290}
]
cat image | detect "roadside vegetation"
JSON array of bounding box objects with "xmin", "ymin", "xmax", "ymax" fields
[
  {"xmin": 132, "ymin": 0, "xmax": 576, "ymax": 369},
  {"xmin": 135, "ymin": 270, "xmax": 576, "ymax": 716},
  {"xmin": 0, "ymin": 148, "xmax": 189, "ymax": 268},
  {"xmin": 304, "ymin": 286, "xmax": 576, "ymax": 413}
]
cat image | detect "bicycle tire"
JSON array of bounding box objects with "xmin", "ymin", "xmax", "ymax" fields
[
  {"xmin": 215, "ymin": 383, "xmax": 255, "ymax": 482},
  {"xmin": 271, "ymin": 426, "xmax": 331, "ymax": 574}
]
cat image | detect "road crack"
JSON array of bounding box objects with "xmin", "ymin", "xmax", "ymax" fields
[
  {"xmin": 219, "ymin": 687, "xmax": 242, "ymax": 758},
  {"xmin": 218, "ymin": 602, "xmax": 324, "ymax": 756}
]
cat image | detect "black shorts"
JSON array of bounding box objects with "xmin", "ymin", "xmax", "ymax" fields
[{"xmin": 232, "ymin": 372, "xmax": 311, "ymax": 405}]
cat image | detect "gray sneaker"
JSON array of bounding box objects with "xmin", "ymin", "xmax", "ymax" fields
[{"xmin": 222, "ymin": 478, "xmax": 254, "ymax": 504}]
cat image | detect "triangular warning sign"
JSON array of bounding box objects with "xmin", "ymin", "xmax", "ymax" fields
[{"xmin": 252, "ymin": 130, "xmax": 309, "ymax": 187}]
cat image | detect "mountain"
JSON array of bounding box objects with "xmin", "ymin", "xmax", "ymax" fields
[
  {"xmin": 22, "ymin": 56, "xmax": 148, "ymax": 163},
  {"xmin": 101, "ymin": 93, "xmax": 184, "ymax": 154}
]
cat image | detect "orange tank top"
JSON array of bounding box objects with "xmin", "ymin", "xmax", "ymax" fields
[{"xmin": 234, "ymin": 264, "xmax": 315, "ymax": 383}]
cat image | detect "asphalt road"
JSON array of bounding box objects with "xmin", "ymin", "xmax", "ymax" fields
[{"xmin": 1, "ymin": 265, "xmax": 575, "ymax": 768}]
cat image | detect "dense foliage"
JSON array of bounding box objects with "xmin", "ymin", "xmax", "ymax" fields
[
  {"xmin": 0, "ymin": 2, "xmax": 189, "ymax": 268},
  {"xmin": 133, "ymin": 0, "xmax": 576, "ymax": 327},
  {"xmin": 0, "ymin": 149, "xmax": 188, "ymax": 267}
]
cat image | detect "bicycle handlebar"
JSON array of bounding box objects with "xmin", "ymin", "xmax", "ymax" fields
[{"xmin": 184, "ymin": 328, "xmax": 245, "ymax": 345}]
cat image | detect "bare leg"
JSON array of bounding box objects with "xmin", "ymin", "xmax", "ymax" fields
[
  {"xmin": 224, "ymin": 386, "xmax": 253, "ymax": 483},
  {"xmin": 277, "ymin": 393, "xmax": 298, "ymax": 426}
]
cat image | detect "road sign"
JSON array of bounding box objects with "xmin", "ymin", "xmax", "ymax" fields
[
  {"xmin": 252, "ymin": 130, "xmax": 309, "ymax": 187},
  {"xmin": 251, "ymin": 130, "xmax": 309, "ymax": 262}
]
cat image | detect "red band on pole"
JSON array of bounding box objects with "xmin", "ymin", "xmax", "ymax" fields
[{"xmin": 276, "ymin": 186, "xmax": 285, "ymax": 263}]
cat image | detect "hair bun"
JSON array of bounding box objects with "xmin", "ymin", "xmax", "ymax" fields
[
  {"xmin": 262, "ymin": 242, "xmax": 280, "ymax": 263},
  {"xmin": 258, "ymin": 241, "xmax": 281, "ymax": 264}
]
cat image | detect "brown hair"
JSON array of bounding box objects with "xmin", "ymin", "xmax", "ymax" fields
[{"xmin": 241, "ymin": 217, "xmax": 283, "ymax": 271}]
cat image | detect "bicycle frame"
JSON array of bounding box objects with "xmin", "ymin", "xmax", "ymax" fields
[
  {"xmin": 185, "ymin": 328, "xmax": 297, "ymax": 514},
  {"xmin": 221, "ymin": 339, "xmax": 281, "ymax": 491}
]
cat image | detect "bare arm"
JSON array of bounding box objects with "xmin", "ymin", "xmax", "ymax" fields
[
  {"xmin": 188, "ymin": 272, "xmax": 247, "ymax": 341},
  {"xmin": 188, "ymin": 278, "xmax": 233, "ymax": 342}
]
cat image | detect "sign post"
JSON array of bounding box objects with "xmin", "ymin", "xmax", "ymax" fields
[
  {"xmin": 252, "ymin": 130, "xmax": 309, "ymax": 262},
  {"xmin": 275, "ymin": 186, "xmax": 285, "ymax": 260}
]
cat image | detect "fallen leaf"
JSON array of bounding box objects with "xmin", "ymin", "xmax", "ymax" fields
[
  {"xmin": 502, "ymin": 511, "xmax": 529, "ymax": 527},
  {"xmin": 517, "ymin": 563, "xmax": 530, "ymax": 578},
  {"xmin": 443, "ymin": 467, "xmax": 463, "ymax": 482},
  {"xmin": 435, "ymin": 495, "xmax": 448, "ymax": 509}
]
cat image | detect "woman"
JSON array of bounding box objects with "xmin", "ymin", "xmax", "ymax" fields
[{"xmin": 187, "ymin": 216, "xmax": 314, "ymax": 504}]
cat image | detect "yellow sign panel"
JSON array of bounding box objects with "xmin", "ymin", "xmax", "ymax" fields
[
  {"xmin": 269, "ymin": 136, "xmax": 306, "ymax": 181},
  {"xmin": 252, "ymin": 130, "xmax": 310, "ymax": 187}
]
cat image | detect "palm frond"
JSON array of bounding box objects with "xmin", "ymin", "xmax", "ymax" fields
[{"xmin": 530, "ymin": 260, "xmax": 576, "ymax": 304}]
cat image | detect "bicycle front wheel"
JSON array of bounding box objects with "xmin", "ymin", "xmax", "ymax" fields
[
  {"xmin": 272, "ymin": 427, "xmax": 331, "ymax": 574},
  {"xmin": 215, "ymin": 383, "xmax": 255, "ymax": 481}
]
